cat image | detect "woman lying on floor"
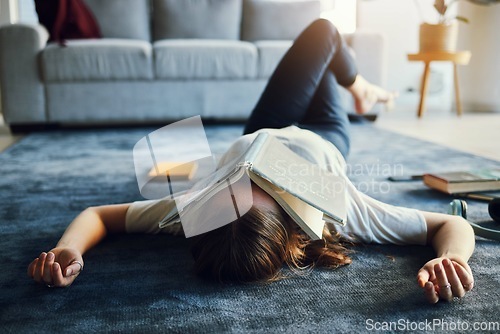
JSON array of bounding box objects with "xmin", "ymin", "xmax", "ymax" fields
[{"xmin": 28, "ymin": 19, "xmax": 475, "ymax": 304}]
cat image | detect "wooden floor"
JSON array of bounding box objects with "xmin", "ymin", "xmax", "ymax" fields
[{"xmin": 1, "ymin": 110, "xmax": 499, "ymax": 162}]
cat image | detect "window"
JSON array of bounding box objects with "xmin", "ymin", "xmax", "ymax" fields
[
  {"xmin": 321, "ymin": 0, "xmax": 357, "ymax": 34},
  {"xmin": 18, "ymin": 0, "xmax": 37, "ymax": 23}
]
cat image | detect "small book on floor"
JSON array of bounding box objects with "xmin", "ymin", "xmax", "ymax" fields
[
  {"xmin": 423, "ymin": 169, "xmax": 500, "ymax": 194},
  {"xmin": 148, "ymin": 161, "xmax": 198, "ymax": 180},
  {"xmin": 159, "ymin": 132, "xmax": 346, "ymax": 239}
]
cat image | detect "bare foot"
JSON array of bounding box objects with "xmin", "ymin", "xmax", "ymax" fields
[{"xmin": 348, "ymin": 75, "xmax": 397, "ymax": 114}]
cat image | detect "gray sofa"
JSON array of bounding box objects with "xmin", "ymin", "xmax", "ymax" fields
[{"xmin": 0, "ymin": 0, "xmax": 386, "ymax": 130}]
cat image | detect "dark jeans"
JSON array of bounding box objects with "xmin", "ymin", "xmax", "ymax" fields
[{"xmin": 243, "ymin": 19, "xmax": 358, "ymax": 158}]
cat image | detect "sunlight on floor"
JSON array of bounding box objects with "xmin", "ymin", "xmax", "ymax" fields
[{"xmin": 376, "ymin": 108, "xmax": 500, "ymax": 162}]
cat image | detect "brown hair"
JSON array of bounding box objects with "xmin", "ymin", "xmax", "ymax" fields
[{"xmin": 190, "ymin": 205, "xmax": 352, "ymax": 283}]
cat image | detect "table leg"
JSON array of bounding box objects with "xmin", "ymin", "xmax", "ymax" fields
[
  {"xmin": 418, "ymin": 62, "xmax": 431, "ymax": 118},
  {"xmin": 453, "ymin": 63, "xmax": 462, "ymax": 116}
]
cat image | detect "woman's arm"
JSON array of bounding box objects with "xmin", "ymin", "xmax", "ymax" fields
[
  {"xmin": 417, "ymin": 211, "xmax": 475, "ymax": 303},
  {"xmin": 55, "ymin": 204, "xmax": 129, "ymax": 252},
  {"xmin": 27, "ymin": 204, "xmax": 130, "ymax": 287}
]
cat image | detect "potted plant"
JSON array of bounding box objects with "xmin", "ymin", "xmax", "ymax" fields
[{"xmin": 415, "ymin": 0, "xmax": 499, "ymax": 53}]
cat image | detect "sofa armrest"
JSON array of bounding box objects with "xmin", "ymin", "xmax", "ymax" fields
[
  {"xmin": 0, "ymin": 23, "xmax": 49, "ymax": 124},
  {"xmin": 342, "ymin": 32, "xmax": 387, "ymax": 115},
  {"xmin": 343, "ymin": 32, "xmax": 387, "ymax": 87}
]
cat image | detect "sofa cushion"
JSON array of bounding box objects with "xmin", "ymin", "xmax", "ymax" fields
[
  {"xmin": 254, "ymin": 40, "xmax": 292, "ymax": 78},
  {"xmin": 242, "ymin": 0, "xmax": 320, "ymax": 41},
  {"xmin": 154, "ymin": 40, "xmax": 257, "ymax": 79},
  {"xmin": 84, "ymin": 0, "xmax": 151, "ymax": 41},
  {"xmin": 42, "ymin": 39, "xmax": 153, "ymax": 82},
  {"xmin": 153, "ymin": 0, "xmax": 242, "ymax": 41}
]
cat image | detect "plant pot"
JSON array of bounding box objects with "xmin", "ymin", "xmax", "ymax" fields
[{"xmin": 419, "ymin": 22, "xmax": 458, "ymax": 53}]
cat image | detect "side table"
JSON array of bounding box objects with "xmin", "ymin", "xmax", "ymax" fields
[{"xmin": 407, "ymin": 51, "xmax": 471, "ymax": 118}]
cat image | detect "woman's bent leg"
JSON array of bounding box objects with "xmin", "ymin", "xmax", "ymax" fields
[
  {"xmin": 298, "ymin": 70, "xmax": 351, "ymax": 158},
  {"xmin": 243, "ymin": 19, "xmax": 357, "ymax": 135}
]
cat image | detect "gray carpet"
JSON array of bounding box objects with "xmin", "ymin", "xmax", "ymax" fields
[{"xmin": 0, "ymin": 123, "xmax": 499, "ymax": 333}]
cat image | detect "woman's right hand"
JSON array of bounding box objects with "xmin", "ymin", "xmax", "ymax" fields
[{"xmin": 27, "ymin": 247, "xmax": 84, "ymax": 288}]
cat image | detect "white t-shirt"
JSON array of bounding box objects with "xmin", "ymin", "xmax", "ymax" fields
[{"xmin": 126, "ymin": 126, "xmax": 427, "ymax": 245}]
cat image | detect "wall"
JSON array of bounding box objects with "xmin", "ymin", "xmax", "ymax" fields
[
  {"xmin": 357, "ymin": 0, "xmax": 455, "ymax": 113},
  {"xmin": 457, "ymin": 2, "xmax": 500, "ymax": 112}
]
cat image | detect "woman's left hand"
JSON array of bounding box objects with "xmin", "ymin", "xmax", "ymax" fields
[{"xmin": 417, "ymin": 256, "xmax": 474, "ymax": 304}]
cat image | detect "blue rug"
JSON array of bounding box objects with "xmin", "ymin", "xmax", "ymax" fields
[{"xmin": 0, "ymin": 123, "xmax": 499, "ymax": 333}]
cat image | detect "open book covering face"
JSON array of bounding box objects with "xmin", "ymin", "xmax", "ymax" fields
[{"xmin": 134, "ymin": 118, "xmax": 345, "ymax": 239}]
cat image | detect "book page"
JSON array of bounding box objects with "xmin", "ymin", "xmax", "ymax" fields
[
  {"xmin": 249, "ymin": 133, "xmax": 346, "ymax": 225},
  {"xmin": 174, "ymin": 152, "xmax": 246, "ymax": 213},
  {"xmin": 160, "ymin": 150, "xmax": 254, "ymax": 235},
  {"xmin": 250, "ymin": 173, "xmax": 324, "ymax": 240},
  {"xmin": 179, "ymin": 171, "xmax": 253, "ymax": 238}
]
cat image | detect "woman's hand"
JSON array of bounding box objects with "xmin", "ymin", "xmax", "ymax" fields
[
  {"xmin": 417, "ymin": 256, "xmax": 474, "ymax": 304},
  {"xmin": 27, "ymin": 247, "xmax": 84, "ymax": 288}
]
